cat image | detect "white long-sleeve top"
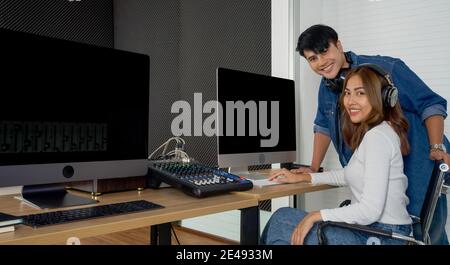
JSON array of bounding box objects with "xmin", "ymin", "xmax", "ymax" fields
[{"xmin": 310, "ymin": 121, "xmax": 412, "ymax": 225}]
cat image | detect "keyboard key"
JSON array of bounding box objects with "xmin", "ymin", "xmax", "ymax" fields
[{"xmin": 22, "ymin": 200, "xmax": 164, "ymax": 228}]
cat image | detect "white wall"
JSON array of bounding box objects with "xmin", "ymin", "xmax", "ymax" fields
[
  {"xmin": 296, "ymin": 0, "xmax": 450, "ymax": 170},
  {"xmin": 295, "ymin": 1, "xmax": 450, "ymax": 230},
  {"xmin": 271, "ymin": 0, "xmax": 294, "ymax": 211},
  {"xmin": 295, "ymin": 0, "xmax": 341, "ymax": 169}
]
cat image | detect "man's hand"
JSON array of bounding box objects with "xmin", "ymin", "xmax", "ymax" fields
[
  {"xmin": 291, "ymin": 211, "xmax": 322, "ymax": 245},
  {"xmin": 429, "ymin": 149, "xmax": 450, "ymax": 166},
  {"xmin": 268, "ymin": 168, "xmax": 310, "ymax": 183}
]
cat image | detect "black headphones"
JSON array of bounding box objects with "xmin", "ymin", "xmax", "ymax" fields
[
  {"xmin": 324, "ymin": 52, "xmax": 398, "ymax": 108},
  {"xmin": 359, "ymin": 63, "xmax": 399, "ymax": 108},
  {"xmin": 324, "ymin": 52, "xmax": 353, "ymax": 93}
]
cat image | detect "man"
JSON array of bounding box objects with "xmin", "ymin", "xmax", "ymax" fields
[{"xmin": 294, "ymin": 24, "xmax": 449, "ymax": 244}]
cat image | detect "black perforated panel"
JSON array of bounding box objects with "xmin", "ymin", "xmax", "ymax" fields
[
  {"xmin": 114, "ymin": 0, "xmax": 271, "ymax": 166},
  {"xmin": 178, "ymin": 0, "xmax": 271, "ymax": 166},
  {"xmin": 0, "ymin": 0, "xmax": 270, "ymax": 168},
  {"xmin": 0, "ymin": 0, "xmax": 113, "ymax": 47}
]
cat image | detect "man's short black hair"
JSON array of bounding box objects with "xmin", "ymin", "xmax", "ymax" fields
[{"xmin": 296, "ymin": 24, "xmax": 338, "ymax": 58}]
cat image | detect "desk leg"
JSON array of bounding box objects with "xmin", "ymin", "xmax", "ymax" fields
[
  {"xmin": 293, "ymin": 194, "xmax": 306, "ymax": 210},
  {"xmin": 158, "ymin": 223, "xmax": 172, "ymax": 245},
  {"xmin": 150, "ymin": 226, "xmax": 158, "ymax": 245},
  {"xmin": 240, "ymin": 206, "xmax": 260, "ymax": 245},
  {"xmin": 150, "ymin": 223, "xmax": 172, "ymax": 245}
]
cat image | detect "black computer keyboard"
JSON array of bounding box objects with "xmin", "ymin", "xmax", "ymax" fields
[
  {"xmin": 22, "ymin": 200, "xmax": 164, "ymax": 228},
  {"xmin": 147, "ymin": 160, "xmax": 253, "ymax": 197}
]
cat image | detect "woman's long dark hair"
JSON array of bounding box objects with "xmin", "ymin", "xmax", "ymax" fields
[{"xmin": 341, "ymin": 66, "xmax": 410, "ymax": 155}]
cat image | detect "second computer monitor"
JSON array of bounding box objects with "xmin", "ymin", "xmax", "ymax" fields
[{"xmin": 216, "ymin": 67, "xmax": 296, "ymax": 168}]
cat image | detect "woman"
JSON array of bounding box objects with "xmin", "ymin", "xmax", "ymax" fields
[{"xmin": 261, "ymin": 65, "xmax": 412, "ymax": 245}]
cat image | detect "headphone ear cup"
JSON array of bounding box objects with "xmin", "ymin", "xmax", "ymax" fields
[
  {"xmin": 325, "ymin": 78, "xmax": 339, "ymax": 92},
  {"xmin": 389, "ymin": 87, "xmax": 398, "ymax": 107},
  {"xmin": 382, "ymin": 86, "xmax": 388, "ymax": 107},
  {"xmin": 325, "ymin": 74, "xmax": 345, "ymax": 93},
  {"xmin": 382, "ymin": 86, "xmax": 398, "ymax": 108},
  {"xmin": 336, "ymin": 78, "xmax": 344, "ymax": 92}
]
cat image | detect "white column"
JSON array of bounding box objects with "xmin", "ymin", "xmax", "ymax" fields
[{"xmin": 271, "ymin": 0, "xmax": 294, "ymax": 211}]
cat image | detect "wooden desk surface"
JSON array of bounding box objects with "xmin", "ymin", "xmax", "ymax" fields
[
  {"xmin": 0, "ymin": 188, "xmax": 257, "ymax": 245},
  {"xmin": 234, "ymin": 169, "xmax": 335, "ymax": 201},
  {"xmin": 236, "ymin": 182, "xmax": 334, "ymax": 201},
  {"xmin": 0, "ymin": 169, "xmax": 336, "ymax": 244}
]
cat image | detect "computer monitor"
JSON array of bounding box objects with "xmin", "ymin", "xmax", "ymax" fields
[
  {"xmin": 216, "ymin": 67, "xmax": 296, "ymax": 169},
  {"xmin": 0, "ymin": 29, "xmax": 149, "ymax": 208}
]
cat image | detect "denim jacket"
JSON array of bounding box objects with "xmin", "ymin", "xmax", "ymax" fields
[{"xmin": 313, "ymin": 51, "xmax": 449, "ymax": 218}]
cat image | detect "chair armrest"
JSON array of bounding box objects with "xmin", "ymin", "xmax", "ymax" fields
[
  {"xmin": 317, "ymin": 221, "xmax": 393, "ymax": 245},
  {"xmin": 317, "ymin": 221, "xmax": 423, "ymax": 245}
]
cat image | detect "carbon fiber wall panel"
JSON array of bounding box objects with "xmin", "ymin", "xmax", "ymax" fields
[
  {"xmin": 0, "ymin": 0, "xmax": 271, "ymax": 167},
  {"xmin": 0, "ymin": 0, "xmax": 113, "ymax": 47},
  {"xmin": 114, "ymin": 0, "xmax": 181, "ymax": 165},
  {"xmin": 114, "ymin": 0, "xmax": 271, "ymax": 166},
  {"xmin": 179, "ymin": 0, "xmax": 271, "ymax": 166}
]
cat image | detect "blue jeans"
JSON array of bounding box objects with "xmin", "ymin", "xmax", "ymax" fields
[{"xmin": 260, "ymin": 207, "xmax": 412, "ymax": 245}]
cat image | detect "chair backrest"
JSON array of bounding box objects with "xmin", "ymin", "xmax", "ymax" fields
[{"xmin": 418, "ymin": 160, "xmax": 448, "ymax": 244}]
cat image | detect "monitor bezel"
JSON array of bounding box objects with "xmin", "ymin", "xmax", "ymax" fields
[
  {"xmin": 0, "ymin": 29, "xmax": 150, "ymax": 190},
  {"xmin": 216, "ymin": 67, "xmax": 297, "ymax": 168}
]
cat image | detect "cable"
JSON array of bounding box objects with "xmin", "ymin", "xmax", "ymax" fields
[
  {"xmin": 161, "ymin": 137, "xmax": 181, "ymax": 156},
  {"xmin": 166, "ymin": 149, "xmax": 190, "ymax": 161},
  {"xmin": 170, "ymin": 224, "xmax": 181, "ymax": 245},
  {"xmin": 148, "ymin": 137, "xmax": 187, "ymax": 160},
  {"xmin": 148, "ymin": 140, "xmax": 172, "ymax": 160}
]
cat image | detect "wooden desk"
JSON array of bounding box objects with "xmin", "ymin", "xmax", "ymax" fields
[
  {"xmin": 0, "ymin": 188, "xmax": 257, "ymax": 245},
  {"xmin": 238, "ymin": 181, "xmax": 334, "ymax": 201},
  {"xmin": 0, "ymin": 170, "xmax": 335, "ymax": 245},
  {"xmin": 233, "ymin": 169, "xmax": 336, "ymax": 244},
  {"xmin": 235, "ymin": 168, "xmax": 335, "ymax": 201}
]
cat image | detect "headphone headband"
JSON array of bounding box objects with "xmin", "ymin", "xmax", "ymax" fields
[
  {"xmin": 358, "ymin": 63, "xmax": 395, "ymax": 88},
  {"xmin": 324, "ymin": 62, "xmax": 399, "ymax": 108},
  {"xmin": 357, "ymin": 63, "xmax": 398, "ymax": 108}
]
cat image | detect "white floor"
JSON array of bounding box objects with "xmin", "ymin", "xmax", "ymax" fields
[{"xmin": 181, "ymin": 209, "xmax": 272, "ymax": 242}]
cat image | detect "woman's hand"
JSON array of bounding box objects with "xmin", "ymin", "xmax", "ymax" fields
[
  {"xmin": 268, "ymin": 168, "xmax": 310, "ymax": 183},
  {"xmin": 290, "ymin": 166, "xmax": 314, "ymax": 174},
  {"xmin": 291, "ymin": 211, "xmax": 323, "ymax": 245}
]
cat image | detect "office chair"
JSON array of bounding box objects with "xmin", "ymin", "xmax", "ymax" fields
[{"xmin": 317, "ymin": 160, "xmax": 449, "ymax": 245}]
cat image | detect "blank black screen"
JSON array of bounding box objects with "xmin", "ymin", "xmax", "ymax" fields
[
  {"xmin": 0, "ymin": 29, "xmax": 149, "ymax": 165},
  {"xmin": 217, "ymin": 68, "xmax": 296, "ymax": 154}
]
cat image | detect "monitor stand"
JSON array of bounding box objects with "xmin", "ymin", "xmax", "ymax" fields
[
  {"xmin": 20, "ymin": 184, "xmax": 98, "ymax": 209},
  {"xmin": 228, "ymin": 166, "xmax": 251, "ymax": 176},
  {"xmin": 228, "ymin": 166, "xmax": 271, "ymax": 181},
  {"xmin": 229, "ymin": 166, "xmax": 278, "ymax": 187}
]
